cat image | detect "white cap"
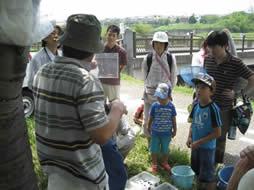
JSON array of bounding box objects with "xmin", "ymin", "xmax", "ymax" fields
[{"xmin": 152, "ymin": 31, "xmax": 168, "ymax": 43}]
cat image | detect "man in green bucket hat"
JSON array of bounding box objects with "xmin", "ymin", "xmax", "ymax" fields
[{"xmin": 33, "ymin": 14, "xmax": 127, "ymax": 190}]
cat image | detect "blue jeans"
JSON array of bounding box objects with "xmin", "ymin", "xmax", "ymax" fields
[{"xmin": 101, "ymin": 139, "xmax": 127, "ymax": 190}]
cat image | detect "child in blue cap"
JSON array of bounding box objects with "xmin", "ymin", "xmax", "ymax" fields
[{"xmin": 147, "ymin": 83, "xmax": 177, "ymax": 174}]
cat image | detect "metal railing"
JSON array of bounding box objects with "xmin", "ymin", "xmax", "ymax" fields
[{"xmin": 134, "ymin": 33, "xmax": 254, "ymax": 57}]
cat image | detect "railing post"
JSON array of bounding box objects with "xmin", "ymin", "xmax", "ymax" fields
[
  {"xmin": 190, "ymin": 32, "xmax": 193, "ymax": 55},
  {"xmin": 133, "ymin": 32, "xmax": 136, "ymax": 58},
  {"xmin": 241, "ymin": 34, "xmax": 246, "ymax": 52}
]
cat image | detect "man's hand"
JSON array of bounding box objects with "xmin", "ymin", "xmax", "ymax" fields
[
  {"xmin": 110, "ymin": 99, "xmax": 128, "ymax": 116},
  {"xmin": 191, "ymin": 141, "xmax": 200, "ymax": 150},
  {"xmin": 90, "ymin": 59, "xmax": 98, "ymax": 70},
  {"xmin": 172, "ymin": 128, "xmax": 177, "ymax": 138},
  {"xmin": 186, "ymin": 137, "xmax": 192, "ymax": 148},
  {"xmin": 240, "ymin": 145, "xmax": 254, "ymax": 162}
]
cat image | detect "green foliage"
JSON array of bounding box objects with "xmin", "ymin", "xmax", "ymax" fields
[
  {"xmin": 200, "ymin": 15, "xmax": 220, "ymax": 24},
  {"xmin": 109, "ymin": 11, "xmax": 254, "ymax": 35},
  {"xmin": 188, "ymin": 14, "xmax": 197, "ymax": 24},
  {"xmin": 216, "ymin": 11, "xmax": 254, "ymax": 32},
  {"xmin": 26, "ymin": 118, "xmax": 47, "ymax": 190},
  {"xmin": 132, "ymin": 23, "xmax": 153, "ymax": 36}
]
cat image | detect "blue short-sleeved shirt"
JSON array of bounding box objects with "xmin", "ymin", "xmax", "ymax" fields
[
  {"xmin": 189, "ymin": 102, "xmax": 222, "ymax": 149},
  {"xmin": 150, "ymin": 101, "xmax": 177, "ymax": 136}
]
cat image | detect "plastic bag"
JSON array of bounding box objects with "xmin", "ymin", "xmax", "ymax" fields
[
  {"xmin": 116, "ymin": 128, "xmax": 136, "ymax": 159},
  {"xmin": 0, "ymin": 0, "xmax": 54, "ymax": 46},
  {"xmin": 231, "ymin": 91, "xmax": 253, "ymax": 135}
]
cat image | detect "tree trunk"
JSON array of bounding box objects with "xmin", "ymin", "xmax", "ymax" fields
[{"xmin": 0, "ymin": 44, "xmax": 38, "ymax": 190}]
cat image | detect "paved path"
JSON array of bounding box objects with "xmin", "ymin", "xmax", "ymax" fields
[{"xmin": 120, "ymin": 80, "xmax": 254, "ymax": 165}]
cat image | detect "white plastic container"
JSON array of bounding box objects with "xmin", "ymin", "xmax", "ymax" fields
[
  {"xmin": 125, "ymin": 171, "xmax": 160, "ymax": 190},
  {"xmin": 154, "ymin": 182, "xmax": 178, "ymax": 190}
]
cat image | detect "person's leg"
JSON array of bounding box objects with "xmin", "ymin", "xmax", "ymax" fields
[
  {"xmin": 191, "ymin": 148, "xmax": 200, "ymax": 177},
  {"xmin": 216, "ymin": 110, "xmax": 232, "ymax": 164},
  {"xmin": 150, "ymin": 136, "xmax": 160, "ymax": 173},
  {"xmin": 109, "ymin": 85, "xmax": 120, "ymax": 101},
  {"xmin": 101, "ymin": 84, "xmax": 120, "ymax": 102},
  {"xmin": 199, "ymin": 149, "xmax": 216, "ymax": 190},
  {"xmin": 160, "ymin": 136, "xmax": 171, "ymax": 171},
  {"xmin": 143, "ymin": 97, "xmax": 152, "ymax": 147},
  {"xmin": 101, "ymin": 139, "xmax": 127, "ymax": 190},
  {"xmin": 101, "ymin": 83, "xmax": 110, "ymax": 102}
]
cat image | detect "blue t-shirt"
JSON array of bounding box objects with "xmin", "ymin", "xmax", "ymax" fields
[
  {"xmin": 189, "ymin": 102, "xmax": 222, "ymax": 149},
  {"xmin": 150, "ymin": 101, "xmax": 177, "ymax": 137}
]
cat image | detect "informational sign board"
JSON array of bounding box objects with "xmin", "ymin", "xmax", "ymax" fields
[{"xmin": 96, "ymin": 53, "xmax": 119, "ymax": 78}]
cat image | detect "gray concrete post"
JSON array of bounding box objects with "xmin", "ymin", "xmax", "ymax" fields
[{"xmin": 123, "ymin": 29, "xmax": 136, "ymax": 75}]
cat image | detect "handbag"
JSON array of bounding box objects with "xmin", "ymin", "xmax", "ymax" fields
[{"xmin": 231, "ymin": 90, "xmax": 253, "ymax": 135}]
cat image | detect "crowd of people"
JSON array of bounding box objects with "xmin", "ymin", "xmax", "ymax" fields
[{"xmin": 23, "ymin": 12, "xmax": 254, "ymax": 190}]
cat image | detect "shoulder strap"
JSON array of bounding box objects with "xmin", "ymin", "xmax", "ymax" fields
[
  {"xmin": 146, "ymin": 52, "xmax": 172, "ymax": 78},
  {"xmin": 146, "ymin": 52, "xmax": 153, "ymax": 78},
  {"xmin": 166, "ymin": 53, "xmax": 172, "ymax": 71}
]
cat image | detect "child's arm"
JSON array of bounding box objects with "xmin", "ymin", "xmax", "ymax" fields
[
  {"xmin": 172, "ymin": 116, "xmax": 177, "ymax": 138},
  {"xmin": 147, "ymin": 116, "xmax": 153, "ymax": 135},
  {"xmin": 191, "ymin": 126, "xmax": 221, "ymax": 149},
  {"xmin": 186, "ymin": 125, "xmax": 192, "ymax": 148}
]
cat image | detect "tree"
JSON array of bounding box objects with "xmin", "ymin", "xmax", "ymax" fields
[
  {"xmin": 175, "ymin": 17, "xmax": 180, "ymax": 23},
  {"xmin": 188, "ymin": 14, "xmax": 197, "ymax": 24}
]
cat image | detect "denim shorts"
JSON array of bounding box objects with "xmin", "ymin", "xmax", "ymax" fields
[
  {"xmin": 150, "ymin": 135, "xmax": 171, "ymax": 154},
  {"xmin": 191, "ymin": 148, "xmax": 216, "ymax": 182}
]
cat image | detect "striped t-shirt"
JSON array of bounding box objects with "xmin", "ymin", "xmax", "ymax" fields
[
  {"xmin": 204, "ymin": 53, "xmax": 253, "ymax": 111},
  {"xmin": 32, "ymin": 56, "xmax": 109, "ymax": 189}
]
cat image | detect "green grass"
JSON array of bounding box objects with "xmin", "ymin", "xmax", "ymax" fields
[
  {"xmin": 27, "ymin": 117, "xmax": 191, "ymax": 189},
  {"xmin": 125, "ymin": 135, "xmax": 193, "ymax": 189},
  {"xmin": 174, "ymin": 85, "xmax": 193, "ymax": 95},
  {"xmin": 26, "ymin": 118, "xmax": 47, "ymax": 190},
  {"xmin": 121, "ymin": 73, "xmax": 143, "ymax": 85}
]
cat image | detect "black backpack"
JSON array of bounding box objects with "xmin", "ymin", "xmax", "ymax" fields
[{"xmin": 146, "ymin": 52, "xmax": 173, "ymax": 78}]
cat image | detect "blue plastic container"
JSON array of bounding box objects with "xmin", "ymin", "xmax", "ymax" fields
[
  {"xmin": 217, "ymin": 165, "xmax": 234, "ymax": 190},
  {"xmin": 171, "ymin": 165, "xmax": 195, "ymax": 190}
]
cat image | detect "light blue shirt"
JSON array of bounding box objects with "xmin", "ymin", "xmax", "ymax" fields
[{"xmin": 189, "ymin": 102, "xmax": 222, "ymax": 149}]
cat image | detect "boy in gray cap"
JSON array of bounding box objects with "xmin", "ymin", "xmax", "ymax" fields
[{"xmin": 33, "ymin": 14, "xmax": 127, "ymax": 190}]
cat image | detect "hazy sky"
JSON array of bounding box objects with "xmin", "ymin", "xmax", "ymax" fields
[{"xmin": 40, "ymin": 0, "xmax": 254, "ymax": 21}]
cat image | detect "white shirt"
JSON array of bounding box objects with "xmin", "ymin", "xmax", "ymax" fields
[
  {"xmin": 142, "ymin": 49, "xmax": 178, "ymax": 91},
  {"xmin": 25, "ymin": 47, "xmax": 59, "ymax": 89}
]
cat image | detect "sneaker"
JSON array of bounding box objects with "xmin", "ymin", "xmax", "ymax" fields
[
  {"xmin": 151, "ymin": 164, "xmax": 158, "ymax": 174},
  {"xmin": 161, "ymin": 163, "xmax": 171, "ymax": 172}
]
